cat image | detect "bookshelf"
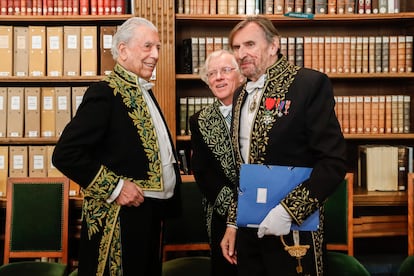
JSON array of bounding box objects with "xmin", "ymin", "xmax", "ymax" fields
[{"xmin": 173, "ymin": 0, "xmax": 414, "ymax": 256}]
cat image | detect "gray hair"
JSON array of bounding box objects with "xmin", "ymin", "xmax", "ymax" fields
[
  {"xmin": 111, "ymin": 17, "xmax": 158, "ymax": 60},
  {"xmin": 199, "ymin": 49, "xmax": 240, "ymax": 84}
]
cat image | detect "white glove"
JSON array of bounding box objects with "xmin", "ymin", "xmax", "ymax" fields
[{"xmin": 257, "ymin": 204, "xmax": 292, "ymax": 238}]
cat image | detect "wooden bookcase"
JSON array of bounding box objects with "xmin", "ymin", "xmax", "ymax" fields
[
  {"xmin": 173, "ymin": 1, "xmax": 414, "ymax": 256},
  {"xmin": 0, "ymin": 0, "xmax": 413, "ymax": 263}
]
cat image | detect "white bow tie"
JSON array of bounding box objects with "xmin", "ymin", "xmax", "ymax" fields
[
  {"xmin": 245, "ymin": 74, "xmax": 266, "ymax": 93},
  {"xmin": 219, "ymin": 104, "xmax": 232, "ymax": 118},
  {"xmin": 139, "ymin": 78, "xmax": 154, "ymax": 91}
]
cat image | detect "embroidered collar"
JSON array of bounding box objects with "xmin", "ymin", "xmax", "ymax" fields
[{"xmin": 111, "ymin": 63, "xmax": 140, "ymax": 87}]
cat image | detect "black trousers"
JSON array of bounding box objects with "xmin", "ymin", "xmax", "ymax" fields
[
  {"xmin": 210, "ymin": 212, "xmax": 237, "ymax": 276},
  {"xmin": 236, "ymin": 227, "xmax": 318, "ymax": 276},
  {"xmin": 79, "ymin": 199, "xmax": 164, "ymax": 276}
]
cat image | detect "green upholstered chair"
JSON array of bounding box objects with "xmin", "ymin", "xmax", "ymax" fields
[
  {"xmin": 398, "ymin": 255, "xmax": 414, "ymax": 276},
  {"xmin": 68, "ymin": 268, "xmax": 78, "ymax": 276},
  {"xmin": 162, "ymin": 181, "xmax": 210, "ymax": 261},
  {"xmin": 324, "ymin": 173, "xmax": 354, "ymax": 255},
  {"xmin": 326, "ymin": 251, "xmax": 370, "ymax": 276},
  {"xmin": 162, "ymin": 256, "xmax": 211, "ymax": 276},
  {"xmin": 0, "ymin": 261, "xmax": 67, "ymax": 276},
  {"xmin": 4, "ymin": 177, "xmax": 70, "ymax": 264}
]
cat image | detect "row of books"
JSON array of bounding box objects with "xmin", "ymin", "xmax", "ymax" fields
[
  {"xmin": 0, "ymin": 145, "xmax": 81, "ymax": 197},
  {"xmin": 280, "ymin": 35, "xmax": 413, "ymax": 74},
  {"xmin": 358, "ymin": 144, "xmax": 412, "ymax": 192},
  {"xmin": 335, "ymin": 95, "xmax": 410, "ymax": 134},
  {"xmin": 0, "ymin": 0, "xmax": 128, "ymax": 15},
  {"xmin": 177, "ymin": 0, "xmax": 402, "ymax": 15},
  {"xmin": 181, "ymin": 35, "xmax": 413, "ymax": 75},
  {"xmin": 0, "ymin": 86, "xmax": 87, "ymax": 138},
  {"xmin": 179, "ymin": 96, "xmax": 216, "ymax": 135},
  {"xmin": 181, "ymin": 36, "xmax": 230, "ymax": 74},
  {"xmin": 0, "ymin": 25, "xmax": 118, "ymax": 77}
]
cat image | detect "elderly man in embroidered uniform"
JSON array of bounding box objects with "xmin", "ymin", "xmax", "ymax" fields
[
  {"xmin": 190, "ymin": 50, "xmax": 245, "ymax": 276},
  {"xmin": 220, "ymin": 16, "xmax": 346, "ymax": 275},
  {"xmin": 52, "ymin": 17, "xmax": 181, "ymax": 276}
]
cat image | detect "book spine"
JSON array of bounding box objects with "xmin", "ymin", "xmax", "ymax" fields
[
  {"xmin": 343, "ymin": 36, "xmax": 351, "ymax": 73},
  {"xmin": 371, "ymin": 95, "xmax": 379, "ymax": 133},
  {"xmin": 349, "ymin": 96, "xmax": 357, "ymax": 134},
  {"xmin": 324, "ymin": 36, "xmax": 331, "ymax": 73},
  {"xmin": 303, "ymin": 0, "xmax": 313, "ymax": 13},
  {"xmin": 318, "ymin": 36, "xmax": 324, "ymax": 72},
  {"xmin": 337, "ymin": 36, "xmax": 344, "ymax": 73},
  {"xmin": 315, "ymin": 0, "xmax": 327, "ymax": 14},
  {"xmin": 303, "ymin": 37, "xmax": 312, "ymax": 69},
  {"xmin": 397, "ymin": 35, "xmax": 406, "ymax": 73},
  {"xmin": 264, "ymin": 0, "xmax": 273, "ymax": 14},
  {"xmin": 406, "ymin": 35, "xmax": 413, "ymax": 72},
  {"xmin": 288, "ymin": 37, "xmax": 295, "ymax": 65},
  {"xmin": 295, "ymin": 37, "xmax": 304, "ymax": 68},
  {"xmin": 403, "ymin": 95, "xmax": 410, "ymax": 133},
  {"xmin": 342, "ymin": 96, "xmax": 350, "ymax": 134},
  {"xmin": 330, "ymin": 36, "xmax": 337, "ymax": 73},
  {"xmin": 295, "ymin": 0, "xmax": 304, "ymax": 13},
  {"xmin": 382, "ymin": 36, "xmax": 389, "ymax": 73},
  {"xmin": 363, "ymin": 96, "xmax": 371, "ymax": 133},
  {"xmin": 385, "ymin": 95, "xmax": 392, "ymax": 133},
  {"xmin": 362, "ymin": 36, "xmax": 369, "ymax": 73},
  {"xmin": 389, "ymin": 35, "xmax": 398, "ymax": 73},
  {"xmin": 356, "ymin": 96, "xmax": 364, "ymax": 134},
  {"xmin": 378, "ymin": 96, "xmax": 385, "ymax": 133},
  {"xmin": 328, "ymin": 0, "xmax": 336, "ymax": 13},
  {"xmin": 368, "ymin": 36, "xmax": 376, "ymax": 73},
  {"xmin": 311, "ymin": 36, "xmax": 319, "ymax": 71},
  {"xmin": 285, "ymin": 0, "xmax": 294, "ymax": 13}
]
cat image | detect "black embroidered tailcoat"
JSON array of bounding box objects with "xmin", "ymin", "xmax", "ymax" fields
[
  {"xmin": 231, "ymin": 55, "xmax": 346, "ymax": 275},
  {"xmin": 52, "ymin": 64, "xmax": 181, "ymax": 276},
  {"xmin": 190, "ymin": 101, "xmax": 238, "ymax": 275}
]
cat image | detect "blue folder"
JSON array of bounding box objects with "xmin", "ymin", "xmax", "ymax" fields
[{"xmin": 236, "ymin": 164, "xmax": 319, "ymax": 231}]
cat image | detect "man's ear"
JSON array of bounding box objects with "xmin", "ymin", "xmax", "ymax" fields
[
  {"xmin": 270, "ymin": 37, "xmax": 280, "ymax": 56},
  {"xmin": 118, "ymin": 42, "xmax": 128, "ymax": 61}
]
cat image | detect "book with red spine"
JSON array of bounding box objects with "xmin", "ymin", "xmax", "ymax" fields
[
  {"xmin": 115, "ymin": 0, "xmax": 124, "ymax": 14},
  {"xmin": 80, "ymin": 0, "xmax": 89, "ymax": 14}
]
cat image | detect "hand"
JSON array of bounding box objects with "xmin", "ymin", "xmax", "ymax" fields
[
  {"xmin": 220, "ymin": 226, "xmax": 238, "ymax": 265},
  {"xmin": 116, "ymin": 180, "xmax": 145, "ymax": 207},
  {"xmin": 257, "ymin": 204, "xmax": 292, "ymax": 238}
]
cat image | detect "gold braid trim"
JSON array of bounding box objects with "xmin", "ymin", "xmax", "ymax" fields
[
  {"xmin": 96, "ymin": 205, "xmax": 121, "ymax": 276},
  {"xmin": 104, "ymin": 63, "xmax": 163, "ymax": 191},
  {"xmin": 198, "ymin": 101, "xmax": 238, "ymax": 185},
  {"xmin": 281, "ymin": 183, "xmax": 320, "ymax": 226}
]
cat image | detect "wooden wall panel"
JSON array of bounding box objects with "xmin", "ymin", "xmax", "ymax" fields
[{"xmin": 134, "ymin": 0, "xmax": 176, "ymax": 140}]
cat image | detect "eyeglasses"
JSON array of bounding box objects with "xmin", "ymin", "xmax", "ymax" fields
[{"xmin": 206, "ymin": 67, "xmax": 236, "ymax": 80}]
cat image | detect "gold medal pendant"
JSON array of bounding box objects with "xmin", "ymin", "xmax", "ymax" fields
[
  {"xmin": 249, "ymin": 88, "xmax": 259, "ymax": 113},
  {"xmin": 249, "ymin": 100, "xmax": 257, "ymax": 112}
]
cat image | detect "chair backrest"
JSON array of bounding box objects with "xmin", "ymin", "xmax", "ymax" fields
[
  {"xmin": 408, "ymin": 173, "xmax": 414, "ymax": 255},
  {"xmin": 4, "ymin": 177, "xmax": 69, "ymax": 264},
  {"xmin": 326, "ymin": 251, "xmax": 370, "ymax": 276},
  {"xmin": 162, "ymin": 256, "xmax": 211, "ymax": 276},
  {"xmin": 398, "ymin": 255, "xmax": 414, "ymax": 276},
  {"xmin": 0, "ymin": 261, "xmax": 67, "ymax": 276},
  {"xmin": 162, "ymin": 181, "xmax": 210, "ymax": 261},
  {"xmin": 324, "ymin": 172, "xmax": 354, "ymax": 255}
]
